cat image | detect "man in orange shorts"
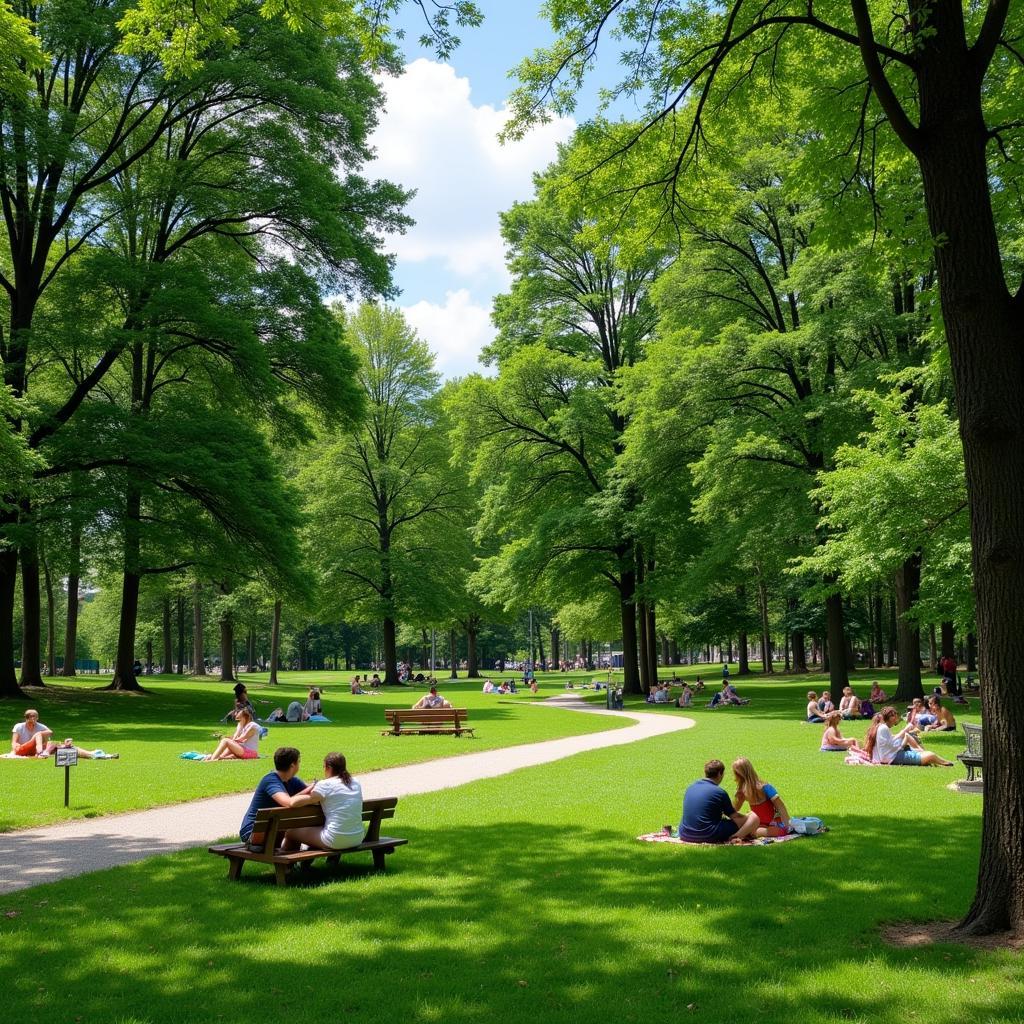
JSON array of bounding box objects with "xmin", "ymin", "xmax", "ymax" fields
[{"xmin": 11, "ymin": 709, "xmax": 53, "ymax": 757}]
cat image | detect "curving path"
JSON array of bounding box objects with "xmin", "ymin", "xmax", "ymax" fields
[{"xmin": 0, "ymin": 696, "xmax": 693, "ymax": 895}]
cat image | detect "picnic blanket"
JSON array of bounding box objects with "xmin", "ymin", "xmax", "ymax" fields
[{"xmin": 636, "ymin": 831, "xmax": 804, "ymax": 846}]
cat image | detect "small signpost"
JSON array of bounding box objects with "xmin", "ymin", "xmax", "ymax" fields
[{"xmin": 55, "ymin": 746, "xmax": 78, "ymax": 807}]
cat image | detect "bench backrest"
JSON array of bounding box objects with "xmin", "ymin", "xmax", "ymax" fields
[
  {"xmin": 962, "ymin": 722, "xmax": 983, "ymax": 757},
  {"xmin": 248, "ymin": 795, "xmax": 398, "ymax": 852},
  {"xmin": 385, "ymin": 708, "xmax": 468, "ymax": 724}
]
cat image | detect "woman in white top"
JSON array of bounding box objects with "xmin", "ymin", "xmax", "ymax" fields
[
  {"xmin": 284, "ymin": 752, "xmax": 364, "ymax": 851},
  {"xmin": 204, "ymin": 709, "xmax": 260, "ymax": 760},
  {"xmin": 863, "ymin": 707, "xmax": 953, "ymax": 766},
  {"xmin": 304, "ymin": 688, "xmax": 322, "ymax": 717}
]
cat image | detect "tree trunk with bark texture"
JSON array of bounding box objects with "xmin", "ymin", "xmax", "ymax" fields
[
  {"xmin": 269, "ymin": 600, "xmax": 282, "ymax": 685},
  {"xmin": 893, "ymin": 554, "xmax": 924, "ymax": 702},
  {"xmin": 162, "ymin": 598, "xmax": 172, "ymax": 676},
  {"xmin": 466, "ymin": 624, "xmax": 479, "ymax": 677},
  {"xmin": 941, "ymin": 621, "xmax": 955, "ymax": 660},
  {"xmin": 758, "ymin": 579, "xmax": 773, "ymax": 674},
  {"xmin": 824, "ymin": 594, "xmax": 849, "ymax": 690},
  {"xmin": 41, "ymin": 547, "xmax": 56, "ymax": 677},
  {"xmin": 193, "ymin": 583, "xmax": 206, "ymax": 676},
  {"xmin": 550, "ymin": 627, "xmax": 560, "ymax": 670},
  {"xmin": 449, "ymin": 627, "xmax": 458, "ymax": 678},
  {"xmin": 177, "ymin": 596, "xmax": 185, "ymax": 673},
  {"xmin": 19, "ymin": 540, "xmax": 44, "ymax": 687},
  {"xmin": 62, "ymin": 526, "xmax": 81, "ymax": 677},
  {"xmin": 106, "ymin": 488, "xmax": 145, "ymax": 692},
  {"xmin": 382, "ymin": 617, "xmax": 398, "ymax": 685}
]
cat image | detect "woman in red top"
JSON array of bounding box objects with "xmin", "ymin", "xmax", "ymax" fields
[{"xmin": 732, "ymin": 757, "xmax": 791, "ymax": 837}]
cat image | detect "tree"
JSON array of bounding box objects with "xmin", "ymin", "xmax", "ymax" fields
[
  {"xmin": 302, "ymin": 304, "xmax": 465, "ymax": 685},
  {"xmin": 509, "ymin": 0, "xmax": 1024, "ymax": 938}
]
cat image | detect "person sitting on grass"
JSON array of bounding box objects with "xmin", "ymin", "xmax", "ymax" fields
[
  {"xmin": 806, "ymin": 691, "xmax": 825, "ymax": 723},
  {"xmin": 837, "ymin": 687, "xmax": 861, "ymax": 719},
  {"xmin": 351, "ymin": 676, "xmax": 366, "ymax": 695},
  {"xmin": 412, "ymin": 686, "xmax": 451, "ymax": 710},
  {"xmin": 905, "ymin": 697, "xmax": 933, "ymax": 731},
  {"xmin": 222, "ymin": 683, "xmax": 257, "ymax": 723},
  {"xmin": 239, "ymin": 746, "xmax": 307, "ymax": 846},
  {"xmin": 676, "ymin": 683, "xmax": 693, "ymax": 708},
  {"xmin": 678, "ymin": 759, "xmax": 760, "ymax": 844},
  {"xmin": 869, "ymin": 681, "xmax": 888, "ymax": 704},
  {"xmin": 863, "ymin": 707, "xmax": 954, "ymax": 766},
  {"xmin": 204, "ymin": 708, "xmax": 260, "ymax": 761},
  {"xmin": 817, "ymin": 690, "xmax": 835, "ymax": 715},
  {"xmin": 482, "ymin": 679, "xmax": 495, "ymax": 693},
  {"xmin": 283, "ymin": 751, "xmax": 365, "ymax": 853},
  {"xmin": 732, "ymin": 756, "xmax": 792, "ymax": 837},
  {"xmin": 694, "ymin": 677, "xmax": 705, "ymax": 693},
  {"xmin": 723, "ymin": 681, "xmax": 749, "ymax": 704},
  {"xmin": 497, "ymin": 681, "xmax": 511, "ymax": 695},
  {"xmin": 304, "ymin": 688, "xmax": 323, "ymax": 717},
  {"xmin": 922, "ymin": 695, "xmax": 957, "ymax": 732},
  {"xmin": 530, "ymin": 679, "xmax": 539, "ymax": 694},
  {"xmin": 820, "ymin": 711, "xmax": 863, "ymax": 753},
  {"xmin": 11, "ymin": 709, "xmax": 52, "ymax": 757}
]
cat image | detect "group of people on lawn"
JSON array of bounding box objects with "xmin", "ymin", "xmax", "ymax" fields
[
  {"xmin": 817, "ymin": 703, "xmax": 954, "ymax": 766},
  {"xmin": 9, "ymin": 709, "xmax": 118, "ymax": 760}
]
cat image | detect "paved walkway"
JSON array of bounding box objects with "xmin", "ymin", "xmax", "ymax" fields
[{"xmin": 0, "ymin": 696, "xmax": 694, "ymax": 894}]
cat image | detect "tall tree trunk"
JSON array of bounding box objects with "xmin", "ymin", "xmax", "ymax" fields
[
  {"xmin": 382, "ymin": 617, "xmax": 398, "ymax": 685},
  {"xmin": 824, "ymin": 593, "xmax": 849, "ymax": 690},
  {"xmin": 758, "ymin": 578, "xmax": 773, "ymax": 674},
  {"xmin": 19, "ymin": 538, "xmax": 44, "ymax": 687},
  {"xmin": 449, "ymin": 627, "xmax": 458, "ymax": 678},
  {"xmin": 219, "ymin": 587, "xmax": 235, "ymax": 683},
  {"xmin": 107, "ymin": 488, "xmax": 145, "ymax": 692},
  {"xmin": 791, "ymin": 629, "xmax": 808, "ymax": 672},
  {"xmin": 62, "ymin": 524, "xmax": 81, "ymax": 677},
  {"xmin": 887, "ymin": 594, "xmax": 897, "ymax": 666},
  {"xmin": 783, "ymin": 631, "xmax": 791, "ymax": 672},
  {"xmin": 670, "ymin": 638, "xmax": 679, "ymax": 665},
  {"xmin": 247, "ymin": 627, "xmax": 255, "ymax": 673},
  {"xmin": 162, "ymin": 597, "xmax": 172, "ymax": 676},
  {"xmin": 660, "ymin": 633, "xmax": 670, "ymax": 670},
  {"xmin": 0, "ymin": 542, "xmax": 24, "ymax": 697},
  {"xmin": 646, "ymin": 604, "xmax": 658, "ymax": 682},
  {"xmin": 873, "ymin": 593, "xmax": 884, "ymax": 671},
  {"xmin": 40, "ymin": 545, "xmax": 56, "ymax": 678},
  {"xmin": 193, "ymin": 582, "xmax": 206, "ymax": 676},
  {"xmin": 637, "ymin": 598, "xmax": 651, "ymax": 692},
  {"xmin": 176, "ymin": 595, "xmax": 185, "ymax": 674},
  {"xmin": 420, "ymin": 628, "xmax": 429, "ymax": 671},
  {"xmin": 619, "ymin": 588, "xmax": 640, "ymax": 695},
  {"xmin": 550, "ymin": 626, "xmax": 560, "ymax": 670},
  {"xmin": 892, "ymin": 553, "xmax": 924, "ymax": 702},
  {"xmin": 736, "ymin": 584, "xmax": 751, "ymax": 674},
  {"xmin": 466, "ymin": 623, "xmax": 479, "ymax": 677},
  {"xmin": 928, "ymin": 623, "xmax": 938, "ymax": 672},
  {"xmin": 537, "ymin": 626, "xmax": 546, "ymax": 670},
  {"xmin": 940, "ymin": 621, "xmax": 955, "ymax": 660},
  {"xmin": 268, "ymin": 599, "xmax": 282, "ymax": 684},
  {"xmin": 967, "ymin": 632, "xmax": 977, "ymax": 673},
  {"xmin": 146, "ymin": 638, "xmax": 153, "ymax": 673}
]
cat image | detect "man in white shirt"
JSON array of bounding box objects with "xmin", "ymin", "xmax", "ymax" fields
[{"xmin": 11, "ymin": 709, "xmax": 52, "ymax": 757}]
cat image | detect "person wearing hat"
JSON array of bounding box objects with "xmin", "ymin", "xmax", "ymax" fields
[{"xmin": 412, "ymin": 686, "xmax": 451, "ymax": 710}]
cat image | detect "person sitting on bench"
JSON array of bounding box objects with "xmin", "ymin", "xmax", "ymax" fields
[
  {"xmin": 282, "ymin": 751, "xmax": 364, "ymax": 852},
  {"xmin": 412, "ymin": 686, "xmax": 451, "ymax": 710},
  {"xmin": 239, "ymin": 746, "xmax": 308, "ymax": 844},
  {"xmin": 678, "ymin": 759, "xmax": 760, "ymax": 843}
]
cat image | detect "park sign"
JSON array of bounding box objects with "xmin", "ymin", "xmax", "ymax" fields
[
  {"xmin": 55, "ymin": 745, "xmax": 78, "ymax": 807},
  {"xmin": 55, "ymin": 746, "xmax": 78, "ymax": 768}
]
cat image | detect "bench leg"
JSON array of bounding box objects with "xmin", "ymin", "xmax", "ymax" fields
[
  {"xmin": 227, "ymin": 857, "xmax": 244, "ymax": 882},
  {"xmin": 274, "ymin": 863, "xmax": 289, "ymax": 887},
  {"xmin": 327, "ymin": 855, "xmax": 341, "ymax": 869},
  {"xmin": 372, "ymin": 848, "xmax": 387, "ymax": 872}
]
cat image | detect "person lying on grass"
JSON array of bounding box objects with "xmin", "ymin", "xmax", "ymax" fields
[
  {"xmin": 820, "ymin": 711, "xmax": 863, "ymax": 754},
  {"xmin": 203, "ymin": 709, "xmax": 260, "ymax": 761},
  {"xmin": 282, "ymin": 751, "xmax": 364, "ymax": 853},
  {"xmin": 678, "ymin": 759, "xmax": 760, "ymax": 844},
  {"xmin": 732, "ymin": 757, "xmax": 792, "ymax": 838},
  {"xmin": 922, "ymin": 695, "xmax": 957, "ymax": 732},
  {"xmin": 41, "ymin": 737, "xmax": 119, "ymax": 760},
  {"xmin": 239, "ymin": 746, "xmax": 307, "ymax": 845},
  {"xmin": 862, "ymin": 707, "xmax": 954, "ymax": 766}
]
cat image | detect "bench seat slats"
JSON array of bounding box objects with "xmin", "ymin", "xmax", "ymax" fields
[{"xmin": 383, "ymin": 708, "xmax": 473, "ymax": 736}]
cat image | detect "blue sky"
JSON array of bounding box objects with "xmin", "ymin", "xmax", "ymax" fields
[{"xmin": 367, "ymin": 4, "xmax": 624, "ymax": 378}]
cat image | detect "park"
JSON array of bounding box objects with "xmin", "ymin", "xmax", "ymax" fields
[{"xmin": 2, "ymin": 0, "xmax": 1023, "ymax": 1021}]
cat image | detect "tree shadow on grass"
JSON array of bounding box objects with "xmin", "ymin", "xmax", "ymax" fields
[{"xmin": 2, "ymin": 811, "xmax": 1014, "ymax": 1024}]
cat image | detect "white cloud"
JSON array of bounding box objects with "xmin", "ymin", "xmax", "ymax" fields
[
  {"xmin": 400, "ymin": 289, "xmax": 494, "ymax": 379},
  {"xmin": 372, "ymin": 59, "xmax": 575, "ymax": 282}
]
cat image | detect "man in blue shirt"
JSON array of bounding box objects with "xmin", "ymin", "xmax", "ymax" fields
[
  {"xmin": 679, "ymin": 759, "xmax": 760, "ymax": 843},
  {"xmin": 240, "ymin": 746, "xmax": 309, "ymax": 845}
]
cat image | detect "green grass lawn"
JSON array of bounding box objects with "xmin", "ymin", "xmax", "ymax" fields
[
  {"xmin": 0, "ymin": 670, "xmax": 629, "ymax": 831},
  {"xmin": 2, "ymin": 667, "xmax": 1004, "ymax": 1024}
]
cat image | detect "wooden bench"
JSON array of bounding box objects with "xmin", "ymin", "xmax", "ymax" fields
[
  {"xmin": 208, "ymin": 796, "xmax": 407, "ymax": 886},
  {"xmin": 383, "ymin": 708, "xmax": 473, "ymax": 736},
  {"xmin": 957, "ymin": 722, "xmax": 983, "ymax": 783}
]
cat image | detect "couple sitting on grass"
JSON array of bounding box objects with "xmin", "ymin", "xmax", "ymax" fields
[
  {"xmin": 9, "ymin": 709, "xmax": 118, "ymax": 760},
  {"xmin": 678, "ymin": 758, "xmax": 790, "ymax": 844},
  {"xmin": 240, "ymin": 746, "xmax": 364, "ymax": 853},
  {"xmin": 819, "ymin": 706, "xmax": 953, "ymax": 766}
]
